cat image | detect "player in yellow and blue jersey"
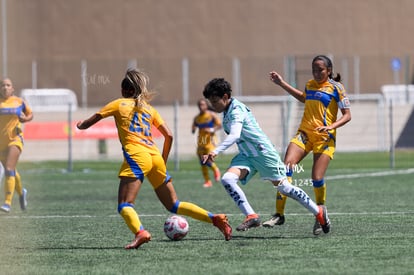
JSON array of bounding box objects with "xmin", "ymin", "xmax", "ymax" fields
[
  {"xmin": 202, "ymin": 78, "xmax": 330, "ymax": 233},
  {"xmin": 77, "ymin": 69, "xmax": 232, "ymax": 249},
  {"xmin": 192, "ymin": 98, "xmax": 221, "ymax": 187},
  {"xmin": 265, "ymin": 55, "xmax": 352, "ymax": 235},
  {"xmin": 0, "ymin": 78, "xmax": 33, "ymax": 213}
]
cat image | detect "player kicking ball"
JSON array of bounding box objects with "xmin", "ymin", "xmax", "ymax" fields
[
  {"xmin": 202, "ymin": 78, "xmax": 330, "ymax": 233},
  {"xmin": 77, "ymin": 70, "xmax": 232, "ymax": 249}
]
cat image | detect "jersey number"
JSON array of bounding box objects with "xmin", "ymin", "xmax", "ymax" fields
[{"xmin": 129, "ymin": 112, "xmax": 151, "ymax": 137}]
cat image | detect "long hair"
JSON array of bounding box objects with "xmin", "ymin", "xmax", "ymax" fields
[
  {"xmin": 122, "ymin": 69, "xmax": 156, "ymax": 106},
  {"xmin": 312, "ymin": 55, "xmax": 341, "ymax": 82}
]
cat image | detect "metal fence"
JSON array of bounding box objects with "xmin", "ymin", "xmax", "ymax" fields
[
  {"xmin": 8, "ymin": 54, "xmax": 414, "ymax": 107},
  {"xmin": 21, "ymin": 95, "xmax": 413, "ymax": 169}
]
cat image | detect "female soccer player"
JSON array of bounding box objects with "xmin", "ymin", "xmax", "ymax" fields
[
  {"xmin": 264, "ymin": 55, "xmax": 351, "ymax": 235},
  {"xmin": 191, "ymin": 98, "xmax": 222, "ymax": 188},
  {"xmin": 202, "ymin": 78, "xmax": 330, "ymax": 233},
  {"xmin": 77, "ymin": 69, "xmax": 232, "ymax": 249},
  {"xmin": 0, "ymin": 78, "xmax": 33, "ymax": 213}
]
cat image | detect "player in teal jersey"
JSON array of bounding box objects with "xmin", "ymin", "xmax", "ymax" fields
[{"xmin": 202, "ymin": 78, "xmax": 330, "ymax": 233}]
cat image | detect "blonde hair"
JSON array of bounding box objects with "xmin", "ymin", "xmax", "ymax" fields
[{"xmin": 123, "ymin": 69, "xmax": 156, "ymax": 106}]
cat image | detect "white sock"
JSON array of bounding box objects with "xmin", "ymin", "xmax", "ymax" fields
[
  {"xmin": 221, "ymin": 172, "xmax": 255, "ymax": 216},
  {"xmin": 277, "ymin": 178, "xmax": 319, "ymax": 215}
]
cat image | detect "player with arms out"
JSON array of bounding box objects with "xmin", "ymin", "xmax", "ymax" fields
[
  {"xmin": 202, "ymin": 78, "xmax": 330, "ymax": 233},
  {"xmin": 191, "ymin": 98, "xmax": 222, "ymax": 188},
  {"xmin": 0, "ymin": 78, "xmax": 33, "ymax": 213},
  {"xmin": 264, "ymin": 55, "xmax": 351, "ymax": 235},
  {"xmin": 77, "ymin": 69, "xmax": 232, "ymax": 249}
]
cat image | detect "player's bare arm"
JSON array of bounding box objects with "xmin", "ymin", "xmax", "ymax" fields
[
  {"xmin": 76, "ymin": 113, "xmax": 103, "ymax": 130},
  {"xmin": 315, "ymin": 108, "xmax": 351, "ymax": 132},
  {"xmin": 157, "ymin": 123, "xmax": 173, "ymax": 163},
  {"xmin": 269, "ymin": 71, "xmax": 305, "ymax": 103}
]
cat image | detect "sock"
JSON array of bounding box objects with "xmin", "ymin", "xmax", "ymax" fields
[
  {"xmin": 118, "ymin": 203, "xmax": 143, "ymax": 234},
  {"xmin": 201, "ymin": 165, "xmax": 210, "ymax": 182},
  {"xmin": 275, "ymin": 166, "xmax": 293, "ymax": 216},
  {"xmin": 313, "ymin": 179, "xmax": 326, "ymax": 205},
  {"xmin": 221, "ymin": 172, "xmax": 256, "ymax": 216},
  {"xmin": 171, "ymin": 200, "xmax": 213, "ymax": 223},
  {"xmin": 15, "ymin": 171, "xmax": 23, "ymax": 196},
  {"xmin": 277, "ymin": 178, "xmax": 319, "ymax": 215},
  {"xmin": 275, "ymin": 191, "xmax": 287, "ymax": 216},
  {"xmin": 4, "ymin": 170, "xmax": 16, "ymax": 205},
  {"xmin": 210, "ymin": 162, "xmax": 218, "ymax": 171}
]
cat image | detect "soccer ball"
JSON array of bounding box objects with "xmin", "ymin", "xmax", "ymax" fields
[{"xmin": 164, "ymin": 215, "xmax": 189, "ymax": 241}]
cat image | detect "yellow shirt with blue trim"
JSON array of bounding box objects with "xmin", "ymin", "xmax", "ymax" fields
[
  {"xmin": 300, "ymin": 79, "xmax": 350, "ymax": 138},
  {"xmin": 0, "ymin": 95, "xmax": 32, "ymax": 148},
  {"xmin": 97, "ymin": 98, "xmax": 164, "ymax": 155},
  {"xmin": 193, "ymin": 111, "xmax": 220, "ymax": 147}
]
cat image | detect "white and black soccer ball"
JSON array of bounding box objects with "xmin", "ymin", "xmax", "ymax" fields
[{"xmin": 164, "ymin": 215, "xmax": 189, "ymax": 241}]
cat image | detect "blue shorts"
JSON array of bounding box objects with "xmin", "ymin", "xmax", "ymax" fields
[{"xmin": 229, "ymin": 151, "xmax": 286, "ymax": 185}]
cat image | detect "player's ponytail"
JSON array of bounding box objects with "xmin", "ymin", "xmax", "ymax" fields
[
  {"xmin": 312, "ymin": 55, "xmax": 341, "ymax": 82},
  {"xmin": 123, "ymin": 69, "xmax": 155, "ymax": 107}
]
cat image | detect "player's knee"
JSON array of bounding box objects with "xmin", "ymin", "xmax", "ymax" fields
[
  {"xmin": 276, "ymin": 178, "xmax": 293, "ymax": 196},
  {"xmin": 117, "ymin": 202, "xmax": 134, "ymax": 214}
]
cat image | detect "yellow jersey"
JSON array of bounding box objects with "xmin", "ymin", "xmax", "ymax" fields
[
  {"xmin": 0, "ymin": 95, "xmax": 32, "ymax": 149},
  {"xmin": 299, "ymin": 79, "xmax": 350, "ymax": 138},
  {"xmin": 97, "ymin": 98, "xmax": 164, "ymax": 155},
  {"xmin": 193, "ymin": 111, "xmax": 221, "ymax": 148}
]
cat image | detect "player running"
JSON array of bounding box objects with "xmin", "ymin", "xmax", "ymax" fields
[
  {"xmin": 191, "ymin": 98, "xmax": 222, "ymax": 188},
  {"xmin": 264, "ymin": 55, "xmax": 351, "ymax": 235},
  {"xmin": 0, "ymin": 78, "xmax": 32, "ymax": 213},
  {"xmin": 77, "ymin": 69, "xmax": 232, "ymax": 249},
  {"xmin": 202, "ymin": 78, "xmax": 330, "ymax": 233}
]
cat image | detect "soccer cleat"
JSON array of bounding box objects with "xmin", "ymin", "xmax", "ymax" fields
[
  {"xmin": 212, "ymin": 214, "xmax": 232, "ymax": 241},
  {"xmin": 125, "ymin": 230, "xmax": 151, "ymax": 249},
  {"xmin": 315, "ymin": 205, "xmax": 331, "ymax": 234},
  {"xmin": 262, "ymin": 213, "xmax": 285, "ymax": 228},
  {"xmin": 313, "ymin": 219, "xmax": 322, "ymax": 235},
  {"xmin": 0, "ymin": 204, "xmax": 11, "ymax": 213},
  {"xmin": 213, "ymin": 169, "xmax": 221, "ymax": 182},
  {"xmin": 19, "ymin": 188, "xmax": 28, "ymax": 211},
  {"xmin": 203, "ymin": 180, "xmax": 213, "ymax": 188},
  {"xmin": 236, "ymin": 214, "xmax": 261, "ymax": 231}
]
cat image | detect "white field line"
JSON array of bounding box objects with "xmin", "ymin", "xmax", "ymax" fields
[
  {"xmin": 326, "ymin": 168, "xmax": 414, "ymax": 180},
  {"xmin": 2, "ymin": 211, "xmax": 413, "ymax": 219}
]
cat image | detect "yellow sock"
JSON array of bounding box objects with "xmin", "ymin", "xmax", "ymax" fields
[
  {"xmin": 176, "ymin": 201, "xmax": 212, "ymax": 223},
  {"xmin": 313, "ymin": 185, "xmax": 326, "ymax": 205},
  {"xmin": 276, "ymin": 191, "xmax": 287, "ymax": 216},
  {"xmin": 201, "ymin": 165, "xmax": 210, "ymax": 181},
  {"xmin": 15, "ymin": 171, "xmax": 23, "ymax": 196},
  {"xmin": 4, "ymin": 175, "xmax": 16, "ymax": 205},
  {"xmin": 120, "ymin": 206, "xmax": 142, "ymax": 234},
  {"xmin": 210, "ymin": 162, "xmax": 218, "ymax": 171},
  {"xmin": 274, "ymin": 175, "xmax": 291, "ymax": 216}
]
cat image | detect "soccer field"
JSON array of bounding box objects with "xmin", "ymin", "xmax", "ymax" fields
[{"xmin": 0, "ymin": 152, "xmax": 413, "ymax": 275}]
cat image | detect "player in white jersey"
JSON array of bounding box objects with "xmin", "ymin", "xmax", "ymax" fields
[{"xmin": 202, "ymin": 78, "xmax": 331, "ymax": 233}]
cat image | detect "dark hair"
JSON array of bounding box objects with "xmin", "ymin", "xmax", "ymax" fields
[
  {"xmin": 312, "ymin": 55, "xmax": 341, "ymax": 82},
  {"xmin": 203, "ymin": 78, "xmax": 232, "ymax": 99},
  {"xmin": 121, "ymin": 78, "xmax": 135, "ymax": 98}
]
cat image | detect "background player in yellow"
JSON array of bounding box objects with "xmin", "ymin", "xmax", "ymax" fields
[
  {"xmin": 0, "ymin": 78, "xmax": 33, "ymax": 213},
  {"xmin": 77, "ymin": 69, "xmax": 232, "ymax": 249},
  {"xmin": 191, "ymin": 98, "xmax": 222, "ymax": 187},
  {"xmin": 265, "ymin": 55, "xmax": 351, "ymax": 234}
]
